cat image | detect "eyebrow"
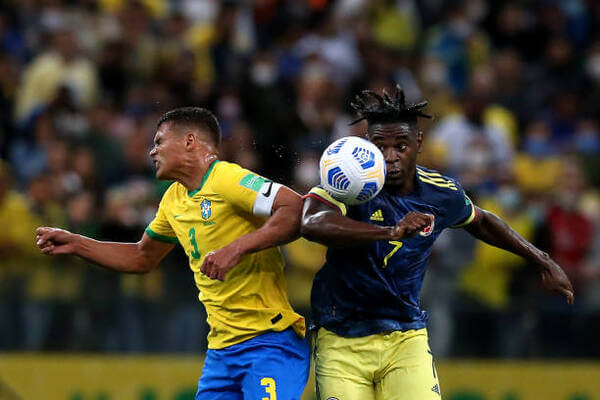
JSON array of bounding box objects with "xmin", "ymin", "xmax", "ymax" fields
[{"xmin": 371, "ymin": 133, "xmax": 410, "ymax": 139}]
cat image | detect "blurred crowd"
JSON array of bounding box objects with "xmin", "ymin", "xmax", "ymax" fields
[{"xmin": 1, "ymin": 0, "xmax": 600, "ymax": 357}]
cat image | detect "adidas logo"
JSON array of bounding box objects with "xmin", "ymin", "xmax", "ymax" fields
[
  {"xmin": 431, "ymin": 384, "xmax": 441, "ymax": 396},
  {"xmin": 369, "ymin": 209, "xmax": 384, "ymax": 222}
]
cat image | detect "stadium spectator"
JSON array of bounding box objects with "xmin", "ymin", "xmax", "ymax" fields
[
  {"xmin": 14, "ymin": 28, "xmax": 98, "ymax": 124},
  {"xmin": 458, "ymin": 185, "xmax": 537, "ymax": 357},
  {"xmin": 0, "ymin": 163, "xmax": 40, "ymax": 349}
]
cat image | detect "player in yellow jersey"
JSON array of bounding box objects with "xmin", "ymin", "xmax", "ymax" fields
[{"xmin": 36, "ymin": 107, "xmax": 309, "ymax": 400}]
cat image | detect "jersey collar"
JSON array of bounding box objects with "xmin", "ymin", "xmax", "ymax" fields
[{"xmin": 187, "ymin": 160, "xmax": 219, "ymax": 197}]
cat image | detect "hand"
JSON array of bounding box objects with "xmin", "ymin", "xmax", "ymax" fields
[
  {"xmin": 200, "ymin": 245, "xmax": 242, "ymax": 281},
  {"xmin": 538, "ymin": 255, "xmax": 575, "ymax": 304},
  {"xmin": 391, "ymin": 212, "xmax": 433, "ymax": 240},
  {"xmin": 36, "ymin": 227, "xmax": 78, "ymax": 255}
]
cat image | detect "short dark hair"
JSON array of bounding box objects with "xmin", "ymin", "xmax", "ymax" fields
[
  {"xmin": 157, "ymin": 107, "xmax": 221, "ymax": 146},
  {"xmin": 350, "ymin": 84, "xmax": 432, "ymax": 127}
]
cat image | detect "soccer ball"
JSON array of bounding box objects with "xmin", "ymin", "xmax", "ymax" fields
[{"xmin": 319, "ymin": 136, "xmax": 386, "ymax": 205}]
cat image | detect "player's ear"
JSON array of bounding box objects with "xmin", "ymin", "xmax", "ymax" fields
[
  {"xmin": 184, "ymin": 132, "xmax": 195, "ymax": 149},
  {"xmin": 416, "ymin": 131, "xmax": 424, "ymax": 153}
]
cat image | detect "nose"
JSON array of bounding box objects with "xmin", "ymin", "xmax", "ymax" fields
[
  {"xmin": 149, "ymin": 146, "xmax": 157, "ymax": 157},
  {"xmin": 383, "ymin": 148, "xmax": 400, "ymax": 163}
]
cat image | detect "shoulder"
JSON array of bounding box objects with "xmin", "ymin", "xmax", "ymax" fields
[
  {"xmin": 165, "ymin": 181, "xmax": 183, "ymax": 195},
  {"xmin": 28, "ymin": 53, "xmax": 60, "ymax": 71},
  {"xmin": 159, "ymin": 181, "xmax": 183, "ymax": 203},
  {"xmin": 415, "ymin": 166, "xmax": 469, "ymax": 206},
  {"xmin": 212, "ymin": 160, "xmax": 236, "ymax": 173},
  {"xmin": 416, "ymin": 166, "xmax": 477, "ymax": 227},
  {"xmin": 416, "ymin": 166, "xmax": 461, "ymax": 194},
  {"xmin": 212, "ymin": 161, "xmax": 267, "ymax": 191},
  {"xmin": 212, "ymin": 160, "xmax": 251, "ymax": 181},
  {"xmin": 304, "ymin": 186, "xmax": 348, "ymax": 216},
  {"xmin": 4, "ymin": 191, "xmax": 32, "ymax": 213}
]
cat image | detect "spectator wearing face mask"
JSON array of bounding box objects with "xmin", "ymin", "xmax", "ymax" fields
[
  {"xmin": 537, "ymin": 160, "xmax": 595, "ymax": 296},
  {"xmin": 513, "ymin": 120, "xmax": 563, "ymax": 196},
  {"xmin": 531, "ymin": 159, "xmax": 596, "ymax": 356},
  {"xmin": 456, "ymin": 185, "xmax": 536, "ymax": 357},
  {"xmin": 14, "ymin": 28, "xmax": 98, "ymax": 124},
  {"xmin": 429, "ymin": 88, "xmax": 514, "ymax": 191}
]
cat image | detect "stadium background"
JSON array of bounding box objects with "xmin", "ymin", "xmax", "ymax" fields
[{"xmin": 1, "ymin": 0, "xmax": 600, "ymax": 399}]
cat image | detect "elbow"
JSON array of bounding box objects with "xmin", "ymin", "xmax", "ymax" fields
[
  {"xmin": 131, "ymin": 259, "xmax": 155, "ymax": 274},
  {"xmin": 281, "ymin": 214, "xmax": 302, "ymax": 243},
  {"xmin": 299, "ymin": 214, "xmax": 312, "ymax": 237},
  {"xmin": 300, "ymin": 213, "xmax": 324, "ymax": 241},
  {"xmin": 139, "ymin": 262, "xmax": 157, "ymax": 274},
  {"xmin": 133, "ymin": 244, "xmax": 159, "ymax": 274}
]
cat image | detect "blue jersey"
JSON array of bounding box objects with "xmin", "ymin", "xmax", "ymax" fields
[{"xmin": 307, "ymin": 166, "xmax": 476, "ymax": 337}]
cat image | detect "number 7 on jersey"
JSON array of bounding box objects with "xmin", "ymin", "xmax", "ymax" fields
[{"xmin": 383, "ymin": 240, "xmax": 403, "ymax": 268}]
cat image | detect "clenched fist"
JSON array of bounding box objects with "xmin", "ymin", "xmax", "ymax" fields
[
  {"xmin": 36, "ymin": 227, "xmax": 78, "ymax": 255},
  {"xmin": 391, "ymin": 212, "xmax": 433, "ymax": 240}
]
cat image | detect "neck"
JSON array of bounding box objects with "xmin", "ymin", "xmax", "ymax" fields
[{"xmin": 174, "ymin": 154, "xmax": 217, "ymax": 191}]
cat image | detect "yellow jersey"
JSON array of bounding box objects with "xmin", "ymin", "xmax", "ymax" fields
[{"xmin": 146, "ymin": 160, "xmax": 305, "ymax": 349}]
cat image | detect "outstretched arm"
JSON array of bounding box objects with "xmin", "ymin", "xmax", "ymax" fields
[
  {"xmin": 200, "ymin": 186, "xmax": 303, "ymax": 281},
  {"xmin": 464, "ymin": 206, "xmax": 574, "ymax": 304},
  {"xmin": 36, "ymin": 227, "xmax": 174, "ymax": 274},
  {"xmin": 300, "ymin": 196, "xmax": 432, "ymax": 247}
]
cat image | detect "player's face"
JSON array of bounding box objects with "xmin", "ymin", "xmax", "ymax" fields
[
  {"xmin": 368, "ymin": 122, "xmax": 421, "ymax": 187},
  {"xmin": 149, "ymin": 124, "xmax": 184, "ymax": 180}
]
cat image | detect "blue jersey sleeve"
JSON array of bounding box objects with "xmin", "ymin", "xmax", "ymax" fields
[{"xmin": 446, "ymin": 180, "xmax": 477, "ymax": 228}]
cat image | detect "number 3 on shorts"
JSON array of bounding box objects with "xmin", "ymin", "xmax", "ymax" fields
[{"xmin": 261, "ymin": 377, "xmax": 277, "ymax": 400}]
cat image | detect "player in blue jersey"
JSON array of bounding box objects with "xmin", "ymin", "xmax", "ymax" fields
[{"xmin": 301, "ymin": 85, "xmax": 574, "ymax": 400}]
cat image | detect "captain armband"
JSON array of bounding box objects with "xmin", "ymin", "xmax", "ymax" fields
[{"xmin": 252, "ymin": 181, "xmax": 283, "ymax": 217}]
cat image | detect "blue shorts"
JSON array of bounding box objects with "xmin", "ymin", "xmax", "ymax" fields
[{"xmin": 196, "ymin": 329, "xmax": 310, "ymax": 400}]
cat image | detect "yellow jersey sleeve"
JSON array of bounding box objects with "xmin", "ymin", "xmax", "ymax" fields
[
  {"xmin": 211, "ymin": 162, "xmax": 265, "ymax": 215},
  {"xmin": 146, "ymin": 190, "xmax": 178, "ymax": 244},
  {"xmin": 304, "ymin": 186, "xmax": 347, "ymax": 216}
]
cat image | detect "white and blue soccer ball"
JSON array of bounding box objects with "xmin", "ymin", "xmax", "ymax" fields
[{"xmin": 319, "ymin": 136, "xmax": 386, "ymax": 205}]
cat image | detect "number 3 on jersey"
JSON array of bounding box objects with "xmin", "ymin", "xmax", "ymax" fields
[
  {"xmin": 383, "ymin": 240, "xmax": 403, "ymax": 268},
  {"xmin": 188, "ymin": 227, "xmax": 201, "ymax": 259},
  {"xmin": 261, "ymin": 377, "xmax": 277, "ymax": 400}
]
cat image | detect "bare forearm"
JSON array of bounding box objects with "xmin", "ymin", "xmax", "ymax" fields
[
  {"xmin": 466, "ymin": 208, "xmax": 546, "ymax": 267},
  {"xmin": 301, "ymin": 211, "xmax": 393, "ymax": 247},
  {"xmin": 73, "ymin": 235, "xmax": 152, "ymax": 273},
  {"xmin": 229, "ymin": 206, "xmax": 300, "ymax": 255}
]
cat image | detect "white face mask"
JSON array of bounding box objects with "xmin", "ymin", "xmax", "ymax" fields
[
  {"xmin": 586, "ymin": 54, "xmax": 600, "ymax": 81},
  {"xmin": 421, "ymin": 59, "xmax": 447, "ymax": 87},
  {"xmin": 465, "ymin": 146, "xmax": 491, "ymax": 169},
  {"xmin": 498, "ymin": 186, "xmax": 521, "ymax": 211},
  {"xmin": 449, "ymin": 18, "xmax": 473, "ymax": 39},
  {"xmin": 558, "ymin": 191, "xmax": 579, "ymax": 212},
  {"xmin": 218, "ymin": 95, "xmax": 240, "ymax": 120},
  {"xmin": 466, "ymin": 0, "xmax": 488, "ymax": 23},
  {"xmin": 294, "ymin": 159, "xmax": 320, "ymax": 188},
  {"xmin": 251, "ymin": 62, "xmax": 277, "ymax": 87}
]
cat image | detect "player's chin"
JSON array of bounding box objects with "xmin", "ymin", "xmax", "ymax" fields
[
  {"xmin": 155, "ymin": 167, "xmax": 170, "ymax": 180},
  {"xmin": 156, "ymin": 169, "xmax": 171, "ymax": 181},
  {"xmin": 385, "ymin": 176, "xmax": 404, "ymax": 187}
]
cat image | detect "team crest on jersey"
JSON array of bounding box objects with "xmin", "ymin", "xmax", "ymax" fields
[
  {"xmin": 200, "ymin": 199, "xmax": 211, "ymax": 220},
  {"xmin": 419, "ymin": 215, "xmax": 435, "ymax": 237}
]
